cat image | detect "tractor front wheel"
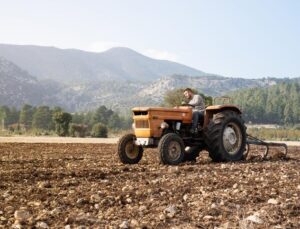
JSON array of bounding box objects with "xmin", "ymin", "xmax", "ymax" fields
[
  {"xmin": 118, "ymin": 133, "xmax": 143, "ymax": 164},
  {"xmin": 158, "ymin": 133, "xmax": 185, "ymax": 165}
]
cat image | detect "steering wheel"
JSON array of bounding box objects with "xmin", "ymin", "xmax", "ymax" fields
[{"xmin": 181, "ymin": 103, "xmax": 194, "ymax": 108}]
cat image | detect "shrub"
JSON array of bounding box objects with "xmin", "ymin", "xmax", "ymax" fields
[
  {"xmin": 91, "ymin": 123, "xmax": 108, "ymax": 138},
  {"xmin": 70, "ymin": 123, "xmax": 88, "ymax": 137}
]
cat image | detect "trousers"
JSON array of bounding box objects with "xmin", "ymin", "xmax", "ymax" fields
[{"xmin": 192, "ymin": 110, "xmax": 205, "ymax": 129}]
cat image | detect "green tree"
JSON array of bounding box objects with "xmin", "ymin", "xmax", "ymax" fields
[
  {"xmin": 93, "ymin": 106, "xmax": 113, "ymax": 125},
  {"xmin": 91, "ymin": 123, "xmax": 108, "ymax": 138},
  {"xmin": 163, "ymin": 88, "xmax": 212, "ymax": 107},
  {"xmin": 53, "ymin": 112, "xmax": 72, "ymax": 136},
  {"xmin": 32, "ymin": 106, "xmax": 52, "ymax": 130},
  {"xmin": 72, "ymin": 112, "xmax": 85, "ymax": 124},
  {"xmin": 19, "ymin": 104, "xmax": 34, "ymax": 128},
  {"xmin": 108, "ymin": 113, "xmax": 122, "ymax": 129},
  {"xmin": 284, "ymin": 102, "xmax": 293, "ymax": 125}
]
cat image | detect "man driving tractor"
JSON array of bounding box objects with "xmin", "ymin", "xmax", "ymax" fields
[{"xmin": 183, "ymin": 88, "xmax": 205, "ymax": 133}]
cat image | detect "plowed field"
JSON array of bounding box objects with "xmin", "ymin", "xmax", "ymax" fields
[{"xmin": 0, "ymin": 143, "xmax": 299, "ymax": 228}]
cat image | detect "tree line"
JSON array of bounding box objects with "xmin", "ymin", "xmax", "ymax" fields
[
  {"xmin": 228, "ymin": 82, "xmax": 300, "ymax": 125},
  {"xmin": 0, "ymin": 105, "xmax": 132, "ymax": 137}
]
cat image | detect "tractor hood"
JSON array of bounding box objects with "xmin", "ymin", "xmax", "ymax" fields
[{"xmin": 132, "ymin": 107, "xmax": 191, "ymax": 112}]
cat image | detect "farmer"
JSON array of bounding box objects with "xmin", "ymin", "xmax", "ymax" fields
[{"xmin": 183, "ymin": 88, "xmax": 205, "ymax": 133}]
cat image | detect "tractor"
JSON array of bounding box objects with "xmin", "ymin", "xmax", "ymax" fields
[{"xmin": 117, "ymin": 102, "xmax": 247, "ymax": 165}]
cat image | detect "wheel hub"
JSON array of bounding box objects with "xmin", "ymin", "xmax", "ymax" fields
[
  {"xmin": 125, "ymin": 142, "xmax": 139, "ymax": 159},
  {"xmin": 224, "ymin": 127, "xmax": 237, "ymax": 145},
  {"xmin": 223, "ymin": 123, "xmax": 242, "ymax": 155},
  {"xmin": 168, "ymin": 141, "xmax": 181, "ymax": 160}
]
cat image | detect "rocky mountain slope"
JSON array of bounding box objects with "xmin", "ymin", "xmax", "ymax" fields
[{"xmin": 0, "ymin": 57, "xmax": 74, "ymax": 108}]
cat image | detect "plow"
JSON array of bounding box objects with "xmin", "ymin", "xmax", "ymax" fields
[{"xmin": 244, "ymin": 134, "xmax": 288, "ymax": 160}]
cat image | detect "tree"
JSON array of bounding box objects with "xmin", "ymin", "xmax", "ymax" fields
[
  {"xmin": 92, "ymin": 123, "xmax": 108, "ymax": 138},
  {"xmin": 32, "ymin": 106, "xmax": 52, "ymax": 130},
  {"xmin": 72, "ymin": 112, "xmax": 85, "ymax": 124},
  {"xmin": 93, "ymin": 106, "xmax": 113, "ymax": 125},
  {"xmin": 284, "ymin": 102, "xmax": 293, "ymax": 125},
  {"xmin": 229, "ymin": 81, "xmax": 300, "ymax": 125},
  {"xmin": 108, "ymin": 113, "xmax": 122, "ymax": 129},
  {"xmin": 70, "ymin": 124, "xmax": 88, "ymax": 137},
  {"xmin": 163, "ymin": 88, "xmax": 213, "ymax": 107},
  {"xmin": 53, "ymin": 112, "xmax": 72, "ymax": 136},
  {"xmin": 19, "ymin": 104, "xmax": 34, "ymax": 129}
]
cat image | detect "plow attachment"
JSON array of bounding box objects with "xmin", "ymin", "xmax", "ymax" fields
[{"xmin": 244, "ymin": 134, "xmax": 288, "ymax": 159}]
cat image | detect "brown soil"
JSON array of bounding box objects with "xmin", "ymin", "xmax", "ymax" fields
[{"xmin": 0, "ymin": 143, "xmax": 299, "ymax": 228}]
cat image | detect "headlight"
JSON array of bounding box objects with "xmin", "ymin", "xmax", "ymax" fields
[
  {"xmin": 132, "ymin": 123, "xmax": 135, "ymax": 129},
  {"xmin": 160, "ymin": 122, "xmax": 169, "ymax": 129}
]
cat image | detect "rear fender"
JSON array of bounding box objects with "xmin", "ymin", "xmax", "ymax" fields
[{"xmin": 203, "ymin": 105, "xmax": 242, "ymax": 128}]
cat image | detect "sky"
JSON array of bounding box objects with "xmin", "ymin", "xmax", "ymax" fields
[{"xmin": 0, "ymin": 0, "xmax": 299, "ymax": 78}]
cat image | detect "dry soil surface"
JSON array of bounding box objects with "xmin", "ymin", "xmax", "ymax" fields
[{"xmin": 0, "ymin": 143, "xmax": 299, "ymax": 228}]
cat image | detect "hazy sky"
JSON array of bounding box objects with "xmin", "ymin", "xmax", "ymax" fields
[{"xmin": 0, "ymin": 0, "xmax": 299, "ymax": 78}]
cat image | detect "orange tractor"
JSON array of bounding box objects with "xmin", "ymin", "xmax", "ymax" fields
[{"xmin": 118, "ymin": 103, "xmax": 249, "ymax": 165}]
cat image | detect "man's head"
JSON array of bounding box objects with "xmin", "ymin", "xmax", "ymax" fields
[{"xmin": 183, "ymin": 88, "xmax": 194, "ymax": 99}]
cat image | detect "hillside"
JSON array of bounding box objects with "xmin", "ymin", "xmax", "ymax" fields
[
  {"xmin": 0, "ymin": 44, "xmax": 204, "ymax": 82},
  {"xmin": 0, "ymin": 57, "xmax": 75, "ymax": 108},
  {"xmin": 1, "ymin": 57, "xmax": 298, "ymax": 113}
]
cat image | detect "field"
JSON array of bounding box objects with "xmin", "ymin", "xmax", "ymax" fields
[{"xmin": 0, "ymin": 142, "xmax": 300, "ymax": 228}]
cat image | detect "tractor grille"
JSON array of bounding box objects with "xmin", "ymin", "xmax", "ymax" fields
[{"xmin": 135, "ymin": 120, "xmax": 149, "ymax": 128}]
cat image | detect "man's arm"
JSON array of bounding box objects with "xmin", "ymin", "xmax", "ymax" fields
[{"xmin": 188, "ymin": 95, "xmax": 205, "ymax": 110}]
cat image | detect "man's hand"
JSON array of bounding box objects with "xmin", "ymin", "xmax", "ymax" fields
[{"xmin": 181, "ymin": 101, "xmax": 187, "ymax": 105}]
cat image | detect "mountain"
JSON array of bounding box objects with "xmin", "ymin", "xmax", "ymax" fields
[
  {"xmin": 0, "ymin": 57, "xmax": 76, "ymax": 108},
  {"xmin": 0, "ymin": 44, "xmax": 205, "ymax": 82},
  {"xmin": 137, "ymin": 75, "xmax": 280, "ymax": 102},
  {"xmin": 52, "ymin": 75, "xmax": 291, "ymax": 112},
  {"xmin": 1, "ymin": 43, "xmax": 299, "ymax": 113}
]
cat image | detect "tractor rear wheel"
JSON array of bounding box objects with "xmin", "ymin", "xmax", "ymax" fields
[
  {"xmin": 183, "ymin": 146, "xmax": 201, "ymax": 162},
  {"xmin": 158, "ymin": 133, "xmax": 185, "ymax": 165},
  {"xmin": 204, "ymin": 111, "xmax": 246, "ymax": 162},
  {"xmin": 118, "ymin": 133, "xmax": 143, "ymax": 164}
]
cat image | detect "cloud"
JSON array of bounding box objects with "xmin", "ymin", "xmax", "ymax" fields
[
  {"xmin": 143, "ymin": 49, "xmax": 178, "ymax": 61},
  {"xmin": 87, "ymin": 41, "xmax": 122, "ymax": 52}
]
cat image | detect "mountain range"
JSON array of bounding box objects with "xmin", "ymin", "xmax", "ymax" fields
[
  {"xmin": 0, "ymin": 43, "xmax": 298, "ymax": 113},
  {"xmin": 0, "ymin": 44, "xmax": 204, "ymax": 82}
]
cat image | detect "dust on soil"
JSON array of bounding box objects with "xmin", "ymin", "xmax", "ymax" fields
[{"xmin": 0, "ymin": 143, "xmax": 299, "ymax": 228}]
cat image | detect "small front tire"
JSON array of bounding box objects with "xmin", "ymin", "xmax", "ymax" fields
[
  {"xmin": 118, "ymin": 133, "xmax": 143, "ymax": 164},
  {"xmin": 158, "ymin": 133, "xmax": 185, "ymax": 165}
]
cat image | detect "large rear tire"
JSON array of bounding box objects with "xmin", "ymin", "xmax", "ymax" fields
[
  {"xmin": 118, "ymin": 133, "xmax": 143, "ymax": 164},
  {"xmin": 158, "ymin": 133, "xmax": 185, "ymax": 165},
  {"xmin": 204, "ymin": 111, "xmax": 246, "ymax": 162}
]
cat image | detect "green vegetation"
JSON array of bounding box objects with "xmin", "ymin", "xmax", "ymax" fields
[
  {"xmin": 163, "ymin": 88, "xmax": 213, "ymax": 107},
  {"xmin": 248, "ymin": 127, "xmax": 300, "ymax": 141},
  {"xmin": 92, "ymin": 123, "xmax": 108, "ymax": 138},
  {"xmin": 228, "ymin": 82, "xmax": 300, "ymax": 125},
  {"xmin": 0, "ymin": 104, "xmax": 132, "ymax": 137},
  {"xmin": 53, "ymin": 112, "xmax": 72, "ymax": 136}
]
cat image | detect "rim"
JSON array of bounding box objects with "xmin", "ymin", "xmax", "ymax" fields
[
  {"xmin": 125, "ymin": 141, "xmax": 139, "ymax": 159},
  {"xmin": 222, "ymin": 122, "xmax": 243, "ymax": 155},
  {"xmin": 167, "ymin": 141, "xmax": 182, "ymax": 161}
]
